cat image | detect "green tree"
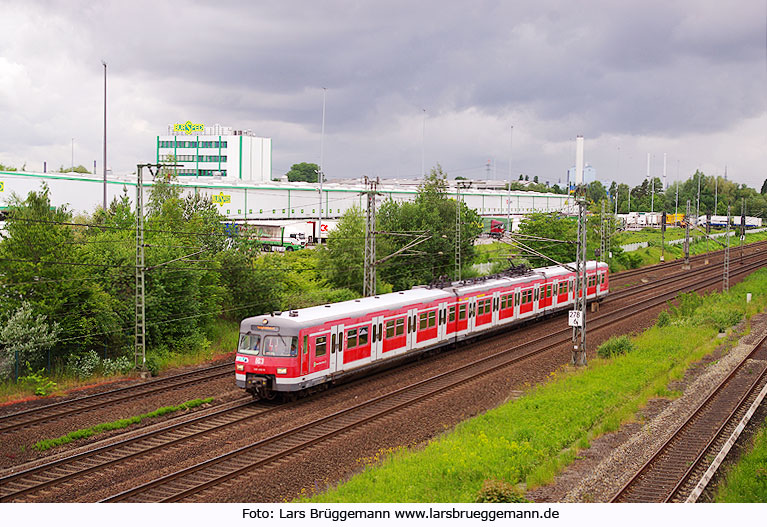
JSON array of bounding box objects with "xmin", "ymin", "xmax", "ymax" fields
[
  {"xmin": 0, "ymin": 302, "xmax": 60, "ymax": 380},
  {"xmin": 761, "ymin": 178, "xmax": 767, "ymax": 195},
  {"xmin": 377, "ymin": 166, "xmax": 481, "ymax": 289},
  {"xmin": 286, "ymin": 162, "xmax": 321, "ymax": 183},
  {"xmin": 517, "ymin": 213, "xmax": 576, "ymax": 266},
  {"xmin": 324, "ymin": 206, "xmax": 366, "ymax": 294},
  {"xmin": 58, "ymin": 165, "xmax": 90, "ymax": 174}
]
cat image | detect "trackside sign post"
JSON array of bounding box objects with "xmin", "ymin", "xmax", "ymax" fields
[{"xmin": 568, "ymin": 310, "xmax": 583, "ymax": 327}]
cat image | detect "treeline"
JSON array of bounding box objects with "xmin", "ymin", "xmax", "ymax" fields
[
  {"xmin": 589, "ymin": 172, "xmax": 767, "ymax": 217},
  {"xmin": 0, "ymin": 167, "xmax": 484, "ymax": 382}
]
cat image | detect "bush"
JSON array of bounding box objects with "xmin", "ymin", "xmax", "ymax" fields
[
  {"xmin": 18, "ymin": 364, "xmax": 57, "ymax": 396},
  {"xmin": 597, "ymin": 335, "xmax": 634, "ymax": 358},
  {"xmin": 66, "ymin": 350, "xmax": 102, "ymax": 379},
  {"xmin": 657, "ymin": 311, "xmax": 671, "ymax": 327},
  {"xmin": 476, "ymin": 478, "xmax": 530, "ymax": 503},
  {"xmin": 102, "ymin": 355, "xmax": 132, "ymax": 376}
]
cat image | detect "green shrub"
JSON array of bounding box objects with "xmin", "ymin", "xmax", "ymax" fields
[
  {"xmin": 66, "ymin": 350, "xmax": 102, "ymax": 379},
  {"xmin": 102, "ymin": 355, "xmax": 132, "ymax": 376},
  {"xmin": 657, "ymin": 311, "xmax": 671, "ymax": 327},
  {"xmin": 476, "ymin": 478, "xmax": 530, "ymax": 503},
  {"xmin": 18, "ymin": 364, "xmax": 57, "ymax": 396},
  {"xmin": 597, "ymin": 335, "xmax": 634, "ymax": 358}
]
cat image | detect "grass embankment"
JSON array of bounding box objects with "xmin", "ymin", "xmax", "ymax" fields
[
  {"xmin": 611, "ymin": 229, "xmax": 767, "ymax": 272},
  {"xmin": 32, "ymin": 397, "xmax": 214, "ymax": 452},
  {"xmin": 715, "ymin": 416, "xmax": 767, "ymax": 502},
  {"xmin": 304, "ymin": 270, "xmax": 767, "ymax": 503}
]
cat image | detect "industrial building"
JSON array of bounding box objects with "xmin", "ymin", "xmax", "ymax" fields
[{"xmin": 156, "ymin": 123, "xmax": 271, "ymax": 182}]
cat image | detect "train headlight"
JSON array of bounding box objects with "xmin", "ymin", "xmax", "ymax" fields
[
  {"xmin": 276, "ymin": 368, "xmax": 287, "ymax": 375},
  {"xmin": 236, "ymin": 363, "xmax": 244, "ymax": 372}
]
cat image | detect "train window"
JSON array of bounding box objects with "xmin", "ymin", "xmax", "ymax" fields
[
  {"xmin": 534, "ymin": 288, "xmax": 539, "ymax": 301},
  {"xmin": 263, "ymin": 336, "xmax": 298, "ymax": 357},
  {"xmin": 546, "ymin": 285, "xmax": 552, "ymax": 297},
  {"xmin": 559, "ymin": 283, "xmax": 566, "ymax": 295},
  {"xmin": 477, "ymin": 302, "xmax": 484, "ymax": 316},
  {"xmin": 459, "ymin": 305, "xmax": 466, "ymax": 320},
  {"xmin": 501, "ymin": 296, "xmax": 507, "ymax": 309},
  {"xmin": 359, "ymin": 327, "xmax": 369, "ymax": 346},
  {"xmin": 347, "ymin": 328, "xmax": 358, "ymax": 348},
  {"xmin": 419, "ymin": 312, "xmax": 428, "ymax": 329},
  {"xmin": 303, "ymin": 335, "xmax": 307, "ymax": 355},
  {"xmin": 448, "ymin": 306, "xmax": 456, "ymax": 322},
  {"xmin": 316, "ymin": 336, "xmax": 327, "ymax": 356},
  {"xmin": 238, "ymin": 334, "xmax": 260, "ymax": 355},
  {"xmin": 386, "ymin": 320, "xmax": 395, "ymax": 338},
  {"xmin": 331, "ymin": 333, "xmax": 336, "ymax": 354},
  {"xmin": 428, "ymin": 311, "xmax": 436, "ymax": 327},
  {"xmin": 396, "ymin": 319, "xmax": 405, "ymax": 335}
]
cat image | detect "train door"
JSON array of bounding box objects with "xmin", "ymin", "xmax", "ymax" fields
[
  {"xmin": 513, "ymin": 287, "xmax": 521, "ymax": 321},
  {"xmin": 329, "ymin": 324, "xmax": 344, "ymax": 372},
  {"xmin": 551, "ymin": 281, "xmax": 559, "ymax": 309},
  {"xmin": 467, "ymin": 297, "xmax": 477, "ymax": 333},
  {"xmin": 300, "ymin": 332, "xmax": 310, "ymax": 376},
  {"xmin": 533, "ymin": 284, "xmax": 540, "ymax": 314},
  {"xmin": 437, "ymin": 301, "xmax": 448, "ymax": 341},
  {"xmin": 370, "ymin": 315, "xmax": 384, "ymax": 360},
  {"xmin": 492, "ymin": 291, "xmax": 500, "ymax": 326},
  {"xmin": 406, "ymin": 308, "xmax": 418, "ymax": 350}
]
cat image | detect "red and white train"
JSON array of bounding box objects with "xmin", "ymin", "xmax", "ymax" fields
[{"xmin": 236, "ymin": 261, "xmax": 609, "ymax": 399}]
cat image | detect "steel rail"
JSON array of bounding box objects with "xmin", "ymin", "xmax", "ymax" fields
[
  {"xmin": 611, "ymin": 334, "xmax": 767, "ymax": 502},
  {"xmin": 0, "ymin": 362, "xmax": 233, "ymax": 435},
  {"xmin": 102, "ymin": 256, "xmax": 767, "ymax": 503}
]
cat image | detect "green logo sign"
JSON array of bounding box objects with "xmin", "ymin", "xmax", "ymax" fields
[
  {"xmin": 173, "ymin": 121, "xmax": 204, "ymax": 135},
  {"xmin": 212, "ymin": 192, "xmax": 231, "ymax": 205}
]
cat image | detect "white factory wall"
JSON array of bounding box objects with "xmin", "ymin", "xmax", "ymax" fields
[{"xmin": 0, "ymin": 171, "xmax": 571, "ymax": 221}]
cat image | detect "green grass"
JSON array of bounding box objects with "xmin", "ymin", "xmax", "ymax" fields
[
  {"xmin": 32, "ymin": 397, "xmax": 214, "ymax": 451},
  {"xmin": 715, "ymin": 416, "xmax": 767, "ymax": 502},
  {"xmin": 610, "ymin": 230, "xmax": 767, "ymax": 272},
  {"xmin": 302, "ymin": 269, "xmax": 767, "ymax": 503}
]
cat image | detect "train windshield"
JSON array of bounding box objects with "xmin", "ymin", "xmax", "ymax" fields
[
  {"xmin": 238, "ymin": 334, "xmax": 261, "ymax": 355},
  {"xmin": 262, "ymin": 336, "xmax": 298, "ymax": 357}
]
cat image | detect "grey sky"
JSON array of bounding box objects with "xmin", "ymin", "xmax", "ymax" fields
[{"xmin": 1, "ymin": 0, "xmax": 765, "ymax": 189}]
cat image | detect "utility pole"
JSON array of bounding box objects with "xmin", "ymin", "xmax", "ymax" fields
[
  {"xmin": 740, "ymin": 198, "xmax": 746, "ymax": 265},
  {"xmin": 455, "ymin": 182, "xmax": 468, "ymax": 281},
  {"xmin": 102, "ymin": 60, "xmax": 107, "ymax": 211},
  {"xmin": 362, "ymin": 176, "xmax": 380, "ymax": 297},
  {"xmin": 660, "ymin": 211, "xmax": 666, "ymax": 262},
  {"xmin": 724, "ymin": 205, "xmax": 730, "ymax": 291},
  {"xmin": 318, "ymin": 87, "xmax": 327, "ymax": 245},
  {"xmin": 135, "ymin": 165, "xmax": 147, "ymax": 375},
  {"xmin": 683, "ymin": 200, "xmax": 691, "ymax": 270},
  {"xmin": 571, "ymin": 136, "xmax": 587, "ymax": 367},
  {"xmin": 600, "ymin": 200, "xmax": 606, "ymax": 262},
  {"xmin": 508, "ymin": 125, "xmax": 513, "ymax": 232}
]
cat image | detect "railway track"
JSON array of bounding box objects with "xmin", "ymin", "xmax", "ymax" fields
[
  {"xmin": 611, "ymin": 333, "xmax": 767, "ymax": 503},
  {"xmin": 99, "ymin": 254, "xmax": 767, "ymax": 503},
  {"xmin": 610, "ymin": 238, "xmax": 767, "ymax": 284},
  {"xmin": 0, "ymin": 362, "xmax": 233, "ymax": 435},
  {"xmin": 1, "ymin": 239, "xmax": 761, "ymax": 438},
  {"xmin": 0, "ymin": 397, "xmax": 270, "ymax": 502},
  {"xmin": 3, "ymin": 244, "xmax": 765, "ymax": 502}
]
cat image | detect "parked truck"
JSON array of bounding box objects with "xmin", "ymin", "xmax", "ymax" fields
[{"xmin": 236, "ymin": 223, "xmax": 306, "ymax": 252}]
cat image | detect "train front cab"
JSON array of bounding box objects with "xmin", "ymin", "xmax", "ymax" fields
[{"xmin": 235, "ymin": 326, "xmax": 301, "ymax": 398}]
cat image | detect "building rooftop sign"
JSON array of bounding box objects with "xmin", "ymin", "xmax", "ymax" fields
[{"xmin": 172, "ymin": 121, "xmax": 205, "ymax": 135}]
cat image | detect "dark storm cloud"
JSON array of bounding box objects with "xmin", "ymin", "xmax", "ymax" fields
[{"xmin": 1, "ymin": 0, "xmax": 764, "ymax": 185}]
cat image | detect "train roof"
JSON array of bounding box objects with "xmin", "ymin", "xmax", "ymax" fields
[
  {"xmin": 240, "ymin": 261, "xmax": 608, "ymax": 333},
  {"xmin": 241, "ymin": 287, "xmax": 453, "ymax": 332}
]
